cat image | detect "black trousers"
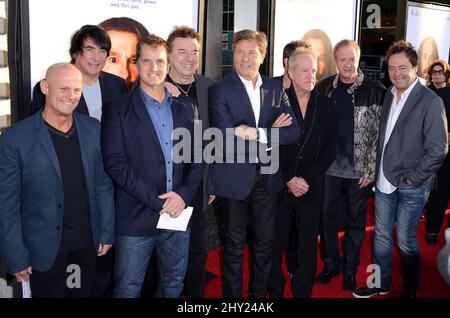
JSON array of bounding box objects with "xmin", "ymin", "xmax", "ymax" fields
[
  {"xmin": 222, "ymin": 171, "xmax": 278, "ymax": 298},
  {"xmin": 321, "ymin": 175, "xmax": 372, "ymax": 275},
  {"xmin": 268, "ymin": 190, "xmax": 297, "ymax": 298},
  {"xmin": 426, "ymin": 154, "xmax": 450, "ymax": 234},
  {"xmin": 90, "ymin": 247, "xmax": 114, "ymax": 298},
  {"xmin": 290, "ymin": 196, "xmax": 321, "ymax": 298},
  {"xmin": 185, "ymin": 187, "xmax": 208, "ymax": 298},
  {"xmin": 30, "ymin": 246, "xmax": 96, "ymax": 298}
]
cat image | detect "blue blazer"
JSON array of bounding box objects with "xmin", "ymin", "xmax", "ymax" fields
[
  {"xmin": 31, "ymin": 71, "xmax": 127, "ymax": 115},
  {"xmin": 207, "ymin": 71, "xmax": 300, "ymax": 200},
  {"xmin": 101, "ymin": 88, "xmax": 204, "ymax": 236},
  {"xmin": 0, "ymin": 112, "xmax": 115, "ymax": 273}
]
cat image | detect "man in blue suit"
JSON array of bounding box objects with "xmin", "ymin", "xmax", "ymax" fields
[
  {"xmin": 101, "ymin": 34, "xmax": 203, "ymax": 298},
  {"xmin": 31, "ymin": 25, "xmax": 127, "ymax": 298},
  {"xmin": 0, "ymin": 63, "xmax": 115, "ymax": 298},
  {"xmin": 207, "ymin": 29, "xmax": 299, "ymax": 298}
]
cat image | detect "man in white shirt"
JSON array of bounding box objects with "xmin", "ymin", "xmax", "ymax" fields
[
  {"xmin": 354, "ymin": 40, "xmax": 447, "ymax": 298},
  {"xmin": 207, "ymin": 29, "xmax": 299, "ymax": 297}
]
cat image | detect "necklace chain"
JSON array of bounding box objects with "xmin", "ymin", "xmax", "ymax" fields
[{"xmin": 173, "ymin": 80, "xmax": 193, "ymax": 96}]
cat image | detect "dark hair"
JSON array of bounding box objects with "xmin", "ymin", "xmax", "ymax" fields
[
  {"xmin": 386, "ymin": 40, "xmax": 418, "ymax": 67},
  {"xmin": 282, "ymin": 40, "xmax": 311, "ymax": 68},
  {"xmin": 167, "ymin": 25, "xmax": 201, "ymax": 53},
  {"xmin": 69, "ymin": 25, "xmax": 111, "ymax": 64},
  {"xmin": 99, "ymin": 17, "xmax": 150, "ymax": 40},
  {"xmin": 136, "ymin": 34, "xmax": 169, "ymax": 62},
  {"xmin": 232, "ymin": 29, "xmax": 267, "ymax": 56},
  {"xmin": 427, "ymin": 60, "xmax": 450, "ymax": 82}
]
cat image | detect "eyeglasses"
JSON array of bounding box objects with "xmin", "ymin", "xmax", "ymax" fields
[{"xmin": 431, "ymin": 69, "xmax": 444, "ymax": 75}]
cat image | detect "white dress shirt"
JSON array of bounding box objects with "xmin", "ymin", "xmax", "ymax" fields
[
  {"xmin": 377, "ymin": 78, "xmax": 419, "ymax": 194},
  {"xmin": 237, "ymin": 73, "xmax": 268, "ymax": 144}
]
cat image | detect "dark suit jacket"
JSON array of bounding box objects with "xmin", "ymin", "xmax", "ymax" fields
[
  {"xmin": 194, "ymin": 74, "xmax": 214, "ymax": 211},
  {"xmin": 31, "ymin": 71, "xmax": 127, "ymax": 115},
  {"xmin": 101, "ymin": 88, "xmax": 204, "ymax": 236},
  {"xmin": 281, "ymin": 88, "xmax": 337, "ymax": 202},
  {"xmin": 0, "ymin": 112, "xmax": 115, "ymax": 273},
  {"xmin": 376, "ymin": 81, "xmax": 448, "ymax": 189},
  {"xmin": 207, "ymin": 71, "xmax": 300, "ymax": 200}
]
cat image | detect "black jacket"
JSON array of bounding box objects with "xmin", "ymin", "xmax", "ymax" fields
[
  {"xmin": 281, "ymin": 88, "xmax": 337, "ymax": 191},
  {"xmin": 31, "ymin": 71, "xmax": 127, "ymax": 116},
  {"xmin": 315, "ymin": 70, "xmax": 385, "ymax": 180}
]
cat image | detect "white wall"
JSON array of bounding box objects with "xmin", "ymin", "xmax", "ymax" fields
[{"xmin": 234, "ymin": 0, "xmax": 258, "ymax": 32}]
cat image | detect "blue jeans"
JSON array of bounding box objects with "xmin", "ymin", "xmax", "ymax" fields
[
  {"xmin": 113, "ymin": 228, "xmax": 191, "ymax": 298},
  {"xmin": 373, "ymin": 186, "xmax": 429, "ymax": 290}
]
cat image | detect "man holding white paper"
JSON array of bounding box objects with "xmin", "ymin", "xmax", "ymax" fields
[{"xmin": 101, "ymin": 34, "xmax": 203, "ymax": 298}]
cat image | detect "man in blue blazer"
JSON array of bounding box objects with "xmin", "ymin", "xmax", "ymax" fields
[
  {"xmin": 30, "ymin": 25, "xmax": 127, "ymax": 119},
  {"xmin": 207, "ymin": 30, "xmax": 299, "ymax": 298},
  {"xmin": 0, "ymin": 63, "xmax": 115, "ymax": 298},
  {"xmin": 30, "ymin": 25, "xmax": 127, "ymax": 298},
  {"xmin": 101, "ymin": 34, "xmax": 203, "ymax": 298}
]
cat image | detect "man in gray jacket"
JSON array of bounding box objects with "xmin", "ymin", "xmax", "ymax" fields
[{"xmin": 354, "ymin": 40, "xmax": 448, "ymax": 298}]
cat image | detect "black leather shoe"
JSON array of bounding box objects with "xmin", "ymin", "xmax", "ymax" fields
[
  {"xmin": 400, "ymin": 288, "xmax": 417, "ymax": 298},
  {"xmin": 316, "ymin": 268, "xmax": 340, "ymax": 284},
  {"xmin": 425, "ymin": 233, "xmax": 438, "ymax": 246},
  {"xmin": 342, "ymin": 274, "xmax": 356, "ymax": 292}
]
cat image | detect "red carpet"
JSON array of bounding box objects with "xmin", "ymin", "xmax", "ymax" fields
[{"xmin": 204, "ymin": 199, "xmax": 450, "ymax": 298}]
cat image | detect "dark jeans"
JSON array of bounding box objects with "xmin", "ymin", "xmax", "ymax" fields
[
  {"xmin": 321, "ymin": 175, "xmax": 372, "ymax": 275},
  {"xmin": 222, "ymin": 171, "xmax": 278, "ymax": 298},
  {"xmin": 113, "ymin": 229, "xmax": 190, "ymax": 298},
  {"xmin": 426, "ymin": 154, "xmax": 450, "ymax": 234},
  {"xmin": 374, "ymin": 186, "xmax": 429, "ymax": 290},
  {"xmin": 185, "ymin": 187, "xmax": 208, "ymax": 298},
  {"xmin": 30, "ymin": 246, "xmax": 96, "ymax": 298}
]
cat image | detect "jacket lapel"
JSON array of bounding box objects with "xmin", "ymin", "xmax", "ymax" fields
[
  {"xmin": 194, "ymin": 74, "xmax": 209, "ymax": 128},
  {"xmin": 231, "ymin": 71, "xmax": 257, "ymax": 127},
  {"xmin": 76, "ymin": 94, "xmax": 89, "ymax": 115},
  {"xmin": 379, "ymin": 90, "xmax": 394, "ymax": 148},
  {"xmin": 99, "ymin": 72, "xmax": 107, "ymax": 103},
  {"xmin": 132, "ymin": 89, "xmax": 164, "ymax": 156},
  {"xmin": 390, "ymin": 82, "xmax": 422, "ymax": 132},
  {"xmin": 34, "ymin": 112, "xmax": 62, "ymax": 185},
  {"xmin": 73, "ymin": 113, "xmax": 91, "ymax": 189},
  {"xmin": 259, "ymin": 77, "xmax": 275, "ymax": 127}
]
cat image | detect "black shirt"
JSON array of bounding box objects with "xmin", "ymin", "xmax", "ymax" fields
[
  {"xmin": 47, "ymin": 122, "xmax": 93, "ymax": 251},
  {"xmin": 166, "ymin": 75, "xmax": 200, "ymax": 119},
  {"xmin": 327, "ymin": 80, "xmax": 359, "ymax": 179}
]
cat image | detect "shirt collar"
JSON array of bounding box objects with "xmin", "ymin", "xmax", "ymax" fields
[
  {"xmin": 238, "ymin": 73, "xmax": 263, "ymax": 90},
  {"xmin": 139, "ymin": 86, "xmax": 173, "ymax": 105},
  {"xmin": 391, "ymin": 78, "xmax": 418, "ymax": 101}
]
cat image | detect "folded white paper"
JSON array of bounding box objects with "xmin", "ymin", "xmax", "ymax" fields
[
  {"xmin": 22, "ymin": 280, "xmax": 32, "ymax": 298},
  {"xmin": 156, "ymin": 206, "xmax": 193, "ymax": 231}
]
